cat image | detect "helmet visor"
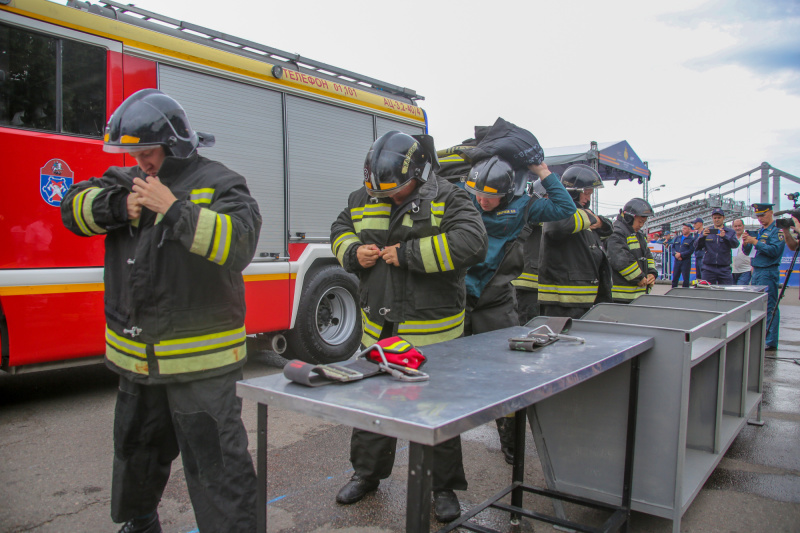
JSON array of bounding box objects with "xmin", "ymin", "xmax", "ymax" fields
[
  {"xmin": 465, "ymin": 180, "xmax": 504, "ymax": 197},
  {"xmin": 103, "ymin": 141, "xmax": 164, "ymax": 154},
  {"xmin": 364, "ymin": 150, "xmax": 429, "ymax": 198}
]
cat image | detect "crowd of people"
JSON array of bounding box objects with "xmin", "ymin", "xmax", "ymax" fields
[
  {"xmin": 660, "ymin": 205, "xmax": 786, "ymax": 351},
  {"xmin": 63, "ymin": 89, "xmax": 784, "ymax": 531}
]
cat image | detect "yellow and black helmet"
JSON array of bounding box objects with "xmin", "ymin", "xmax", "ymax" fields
[
  {"xmin": 465, "ymin": 156, "xmax": 515, "ymax": 202},
  {"xmin": 103, "ymin": 89, "xmax": 214, "ymax": 158},
  {"xmin": 363, "ymin": 131, "xmax": 437, "ymax": 198}
]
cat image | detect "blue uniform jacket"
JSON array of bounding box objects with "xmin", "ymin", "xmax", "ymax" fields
[
  {"xmin": 458, "ymin": 173, "xmax": 576, "ymax": 299},
  {"xmin": 744, "ymin": 222, "xmax": 785, "ymax": 269},
  {"xmin": 695, "ymin": 226, "xmax": 739, "ymax": 267},
  {"xmin": 669, "ymin": 233, "xmax": 697, "ymax": 259}
]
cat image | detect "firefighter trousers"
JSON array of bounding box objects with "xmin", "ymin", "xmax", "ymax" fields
[
  {"xmin": 111, "ymin": 368, "xmax": 257, "ymax": 532},
  {"xmin": 515, "ymin": 288, "xmax": 539, "ymax": 326},
  {"xmin": 464, "ymin": 282, "xmax": 519, "ymax": 335},
  {"xmin": 349, "ymin": 429, "xmax": 468, "ymax": 490}
]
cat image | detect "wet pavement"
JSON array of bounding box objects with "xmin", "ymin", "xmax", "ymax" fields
[{"xmin": 1, "ymin": 285, "xmax": 799, "ymax": 532}]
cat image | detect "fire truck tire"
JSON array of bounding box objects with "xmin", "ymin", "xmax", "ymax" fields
[{"xmin": 284, "ymin": 264, "xmax": 361, "ymax": 364}]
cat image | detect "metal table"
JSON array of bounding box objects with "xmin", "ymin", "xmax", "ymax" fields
[{"xmin": 237, "ymin": 326, "xmax": 654, "ymax": 532}]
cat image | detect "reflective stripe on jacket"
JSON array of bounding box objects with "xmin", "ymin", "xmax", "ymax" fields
[
  {"xmin": 62, "ymin": 153, "xmax": 262, "ymax": 383},
  {"xmin": 606, "ymin": 217, "xmax": 657, "ymax": 303},
  {"xmin": 331, "ymin": 174, "xmax": 488, "ymax": 347},
  {"xmin": 512, "ymin": 223, "xmax": 543, "ymax": 291},
  {"xmin": 538, "ymin": 207, "xmax": 613, "ymax": 307}
]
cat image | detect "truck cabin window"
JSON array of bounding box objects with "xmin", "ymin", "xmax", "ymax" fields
[{"xmin": 0, "ymin": 23, "xmax": 106, "ymax": 137}]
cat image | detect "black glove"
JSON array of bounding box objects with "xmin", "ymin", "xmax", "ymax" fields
[{"xmin": 462, "ymin": 117, "xmax": 545, "ymax": 169}]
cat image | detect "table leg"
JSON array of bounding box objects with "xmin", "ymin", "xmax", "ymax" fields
[
  {"xmin": 257, "ymin": 403, "xmax": 268, "ymax": 533},
  {"xmin": 621, "ymin": 357, "xmax": 641, "ymax": 533},
  {"xmin": 407, "ymin": 442, "xmax": 433, "ymax": 532},
  {"xmin": 510, "ymin": 408, "xmax": 527, "ymax": 524}
]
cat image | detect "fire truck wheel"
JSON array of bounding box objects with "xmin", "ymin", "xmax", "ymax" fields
[{"xmin": 284, "ymin": 264, "xmax": 360, "ymax": 364}]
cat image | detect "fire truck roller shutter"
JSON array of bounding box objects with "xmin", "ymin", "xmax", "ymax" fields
[
  {"xmin": 285, "ymin": 95, "xmax": 374, "ymax": 240},
  {"xmin": 375, "ymin": 116, "xmax": 425, "ymax": 138},
  {"xmin": 158, "ymin": 64, "xmax": 285, "ymax": 257}
]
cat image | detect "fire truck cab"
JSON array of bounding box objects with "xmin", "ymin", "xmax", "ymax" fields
[{"xmin": 0, "ymin": 0, "xmax": 427, "ymax": 372}]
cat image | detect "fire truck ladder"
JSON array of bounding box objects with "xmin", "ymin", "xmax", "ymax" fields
[{"xmin": 66, "ymin": 0, "xmax": 423, "ymax": 102}]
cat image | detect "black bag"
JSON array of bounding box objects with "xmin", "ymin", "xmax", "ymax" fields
[{"xmin": 461, "ymin": 117, "xmax": 544, "ymax": 170}]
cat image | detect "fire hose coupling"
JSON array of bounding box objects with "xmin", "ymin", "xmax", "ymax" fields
[{"xmin": 508, "ymin": 320, "xmax": 585, "ymax": 352}]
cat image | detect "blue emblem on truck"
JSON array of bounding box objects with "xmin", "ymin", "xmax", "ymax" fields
[{"xmin": 40, "ymin": 159, "xmax": 74, "ymax": 206}]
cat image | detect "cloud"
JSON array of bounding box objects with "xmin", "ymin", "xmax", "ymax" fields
[{"xmin": 665, "ymin": 0, "xmax": 800, "ymax": 92}]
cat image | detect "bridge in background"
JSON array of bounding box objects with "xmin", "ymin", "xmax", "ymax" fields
[{"xmin": 644, "ymin": 162, "xmax": 800, "ymax": 234}]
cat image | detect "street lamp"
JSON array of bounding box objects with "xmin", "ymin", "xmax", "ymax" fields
[{"xmin": 645, "ymin": 183, "xmax": 666, "ymax": 204}]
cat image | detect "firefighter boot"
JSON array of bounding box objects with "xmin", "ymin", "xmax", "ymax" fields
[
  {"xmin": 117, "ymin": 512, "xmax": 162, "ymax": 533},
  {"xmin": 433, "ymin": 490, "xmax": 461, "ymax": 522},
  {"xmin": 336, "ymin": 474, "xmax": 379, "ymax": 504},
  {"xmin": 495, "ymin": 417, "xmax": 516, "ymax": 465}
]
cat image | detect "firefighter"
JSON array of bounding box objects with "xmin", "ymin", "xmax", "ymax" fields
[
  {"xmin": 461, "ymin": 156, "xmax": 575, "ymax": 334},
  {"xmin": 330, "ymin": 131, "xmax": 488, "ymax": 522},
  {"xmin": 538, "ymin": 164, "xmax": 614, "ymax": 319},
  {"xmin": 460, "ymin": 156, "xmax": 574, "ymax": 464},
  {"xmin": 61, "ymin": 89, "xmax": 261, "ymax": 533},
  {"xmin": 606, "ymin": 198, "xmax": 658, "ymax": 303},
  {"xmin": 694, "ymin": 208, "xmax": 739, "ymax": 285},
  {"xmin": 512, "ymin": 180, "xmax": 548, "ymax": 325}
]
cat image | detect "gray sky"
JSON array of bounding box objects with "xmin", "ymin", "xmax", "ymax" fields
[{"xmin": 86, "ymin": 0, "xmax": 800, "ymax": 215}]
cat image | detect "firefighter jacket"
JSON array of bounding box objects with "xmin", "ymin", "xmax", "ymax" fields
[
  {"xmin": 606, "ymin": 217, "xmax": 658, "ymax": 303},
  {"xmin": 62, "ymin": 153, "xmax": 262, "ymax": 384},
  {"xmin": 331, "ymin": 174, "xmax": 488, "ymax": 347},
  {"xmin": 538, "ymin": 207, "xmax": 613, "ymax": 308},
  {"xmin": 694, "ymin": 226, "xmax": 739, "ymax": 267},
  {"xmin": 511, "ymin": 223, "xmax": 543, "ymax": 292},
  {"xmin": 458, "ymin": 173, "xmax": 576, "ymax": 301}
]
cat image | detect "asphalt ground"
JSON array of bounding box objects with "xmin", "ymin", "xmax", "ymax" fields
[{"xmin": 1, "ymin": 284, "xmax": 799, "ymax": 532}]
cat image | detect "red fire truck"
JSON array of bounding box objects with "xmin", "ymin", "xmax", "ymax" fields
[{"xmin": 0, "ymin": 0, "xmax": 427, "ymax": 372}]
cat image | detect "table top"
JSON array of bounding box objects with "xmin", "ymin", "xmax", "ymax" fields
[{"xmin": 237, "ymin": 325, "xmax": 654, "ymax": 445}]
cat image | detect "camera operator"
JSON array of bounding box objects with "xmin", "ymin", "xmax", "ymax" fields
[
  {"xmin": 776, "ymin": 214, "xmax": 800, "ymax": 252},
  {"xmin": 741, "ymin": 203, "xmax": 785, "ymax": 352},
  {"xmin": 694, "ymin": 208, "xmax": 738, "ymax": 285}
]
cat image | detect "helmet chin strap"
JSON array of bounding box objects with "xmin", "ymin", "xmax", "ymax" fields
[{"xmin": 418, "ymin": 161, "xmax": 432, "ymax": 183}]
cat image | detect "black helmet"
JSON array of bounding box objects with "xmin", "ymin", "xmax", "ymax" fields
[
  {"xmin": 465, "ymin": 156, "xmax": 515, "ymax": 203},
  {"xmin": 103, "ymin": 89, "xmax": 212, "ymax": 158},
  {"xmin": 561, "ymin": 164, "xmax": 603, "ymax": 205},
  {"xmin": 621, "ymin": 197, "xmax": 654, "ymax": 225},
  {"xmin": 364, "ymin": 131, "xmax": 436, "ymax": 198},
  {"xmin": 561, "ymin": 164, "xmax": 604, "ymax": 191}
]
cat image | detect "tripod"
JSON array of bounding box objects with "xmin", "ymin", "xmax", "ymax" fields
[{"xmin": 767, "ymin": 243, "xmax": 799, "ymax": 333}]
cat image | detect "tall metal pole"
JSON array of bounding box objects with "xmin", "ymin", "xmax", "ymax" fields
[
  {"xmin": 772, "ymin": 169, "xmax": 781, "ymax": 208},
  {"xmin": 590, "ymin": 141, "xmax": 599, "ymax": 213},
  {"xmin": 761, "ymin": 162, "xmax": 771, "ymax": 204}
]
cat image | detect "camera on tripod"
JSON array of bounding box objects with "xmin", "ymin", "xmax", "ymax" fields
[
  {"xmin": 775, "ymin": 217, "xmax": 797, "ymax": 229},
  {"xmin": 775, "ymin": 193, "xmax": 800, "ymax": 229}
]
